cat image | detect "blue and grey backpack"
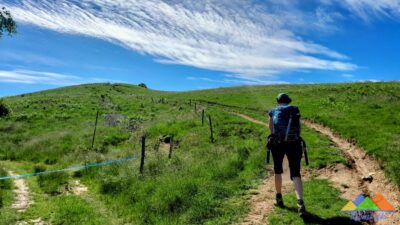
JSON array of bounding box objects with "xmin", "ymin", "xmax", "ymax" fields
[{"xmin": 268, "ymin": 105, "xmax": 301, "ymax": 142}]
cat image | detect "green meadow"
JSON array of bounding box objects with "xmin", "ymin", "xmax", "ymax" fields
[
  {"xmin": 0, "ymin": 82, "xmax": 398, "ymax": 224},
  {"xmin": 175, "ymin": 82, "xmax": 400, "ymax": 185}
]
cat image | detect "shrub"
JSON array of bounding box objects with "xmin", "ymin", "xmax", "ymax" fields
[
  {"xmin": 0, "ymin": 167, "xmax": 12, "ymax": 209},
  {"xmin": 33, "ymin": 164, "xmax": 46, "ymax": 173},
  {"xmin": 0, "ymin": 101, "xmax": 10, "ymax": 118},
  {"xmin": 37, "ymin": 171, "xmax": 69, "ymax": 195},
  {"xmin": 102, "ymin": 133, "xmax": 130, "ymax": 146},
  {"xmin": 0, "ymin": 168, "xmax": 12, "ymax": 190},
  {"xmin": 138, "ymin": 83, "xmax": 147, "ymax": 88},
  {"xmin": 99, "ymin": 177, "xmax": 128, "ymax": 195}
]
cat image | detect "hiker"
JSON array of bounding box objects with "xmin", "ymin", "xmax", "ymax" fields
[{"xmin": 268, "ymin": 93, "xmax": 306, "ymax": 216}]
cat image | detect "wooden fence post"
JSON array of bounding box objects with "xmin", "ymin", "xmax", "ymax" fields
[
  {"xmin": 140, "ymin": 136, "xmax": 146, "ymax": 174},
  {"xmin": 208, "ymin": 115, "xmax": 214, "ymax": 143},
  {"xmin": 168, "ymin": 136, "xmax": 174, "ymax": 159},
  {"xmin": 91, "ymin": 110, "xmax": 99, "ymax": 149},
  {"xmin": 201, "ymin": 110, "xmax": 205, "ymax": 126},
  {"xmin": 194, "ymin": 103, "xmax": 197, "ymax": 112}
]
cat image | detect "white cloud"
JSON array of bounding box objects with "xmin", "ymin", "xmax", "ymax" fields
[
  {"xmin": 186, "ymin": 76, "xmax": 288, "ymax": 85},
  {"xmin": 0, "ymin": 69, "xmax": 123, "ymax": 85},
  {"xmin": 3, "ymin": 0, "xmax": 358, "ymax": 82},
  {"xmin": 342, "ymin": 0, "xmax": 400, "ymax": 20},
  {"xmin": 0, "ymin": 51, "xmax": 64, "ymax": 66},
  {"xmin": 342, "ymin": 73, "xmax": 355, "ymax": 78}
]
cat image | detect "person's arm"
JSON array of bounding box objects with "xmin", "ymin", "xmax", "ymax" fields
[{"xmin": 268, "ymin": 116, "xmax": 274, "ymax": 134}]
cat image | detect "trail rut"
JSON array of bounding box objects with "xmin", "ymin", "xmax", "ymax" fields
[
  {"xmin": 232, "ymin": 113, "xmax": 399, "ymax": 225},
  {"xmin": 8, "ymin": 171, "xmax": 32, "ymax": 212}
]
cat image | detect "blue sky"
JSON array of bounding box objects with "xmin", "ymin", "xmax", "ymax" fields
[{"xmin": 0, "ymin": 0, "xmax": 399, "ymax": 96}]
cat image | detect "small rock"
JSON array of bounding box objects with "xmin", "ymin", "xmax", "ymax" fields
[
  {"xmin": 341, "ymin": 184, "xmax": 350, "ymax": 189},
  {"xmin": 362, "ymin": 175, "xmax": 373, "ymax": 182}
]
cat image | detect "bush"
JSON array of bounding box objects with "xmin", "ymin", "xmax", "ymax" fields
[
  {"xmin": 0, "ymin": 101, "xmax": 10, "ymax": 118},
  {"xmin": 0, "ymin": 168, "xmax": 12, "ymax": 209},
  {"xmin": 37, "ymin": 171, "xmax": 69, "ymax": 195},
  {"xmin": 33, "ymin": 164, "xmax": 46, "ymax": 173},
  {"xmin": 99, "ymin": 177, "xmax": 128, "ymax": 195},
  {"xmin": 0, "ymin": 168, "xmax": 12, "ymax": 190},
  {"xmin": 138, "ymin": 83, "xmax": 147, "ymax": 88},
  {"xmin": 102, "ymin": 133, "xmax": 130, "ymax": 146}
]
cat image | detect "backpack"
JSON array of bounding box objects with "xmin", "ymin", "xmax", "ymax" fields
[{"xmin": 269, "ymin": 105, "xmax": 300, "ymax": 141}]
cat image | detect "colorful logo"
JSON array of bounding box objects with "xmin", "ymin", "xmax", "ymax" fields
[{"xmin": 341, "ymin": 193, "xmax": 397, "ymax": 221}]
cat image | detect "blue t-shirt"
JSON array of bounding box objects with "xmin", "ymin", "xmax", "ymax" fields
[{"xmin": 268, "ymin": 105, "xmax": 301, "ymax": 140}]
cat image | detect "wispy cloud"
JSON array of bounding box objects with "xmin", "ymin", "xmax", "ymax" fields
[
  {"xmin": 0, "ymin": 69, "xmax": 123, "ymax": 85},
  {"xmin": 342, "ymin": 73, "xmax": 355, "ymax": 78},
  {"xmin": 186, "ymin": 76, "xmax": 289, "ymax": 85},
  {"xmin": 4, "ymin": 0, "xmax": 358, "ymax": 82},
  {"xmin": 0, "ymin": 51, "xmax": 64, "ymax": 66},
  {"xmin": 338, "ymin": 0, "xmax": 400, "ymax": 21}
]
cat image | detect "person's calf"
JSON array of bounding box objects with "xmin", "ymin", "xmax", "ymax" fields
[
  {"xmin": 292, "ymin": 176, "xmax": 303, "ymax": 200},
  {"xmin": 274, "ymin": 173, "xmax": 282, "ymax": 193},
  {"xmin": 292, "ymin": 177, "xmax": 306, "ymax": 216}
]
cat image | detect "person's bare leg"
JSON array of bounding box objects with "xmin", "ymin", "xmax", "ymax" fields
[
  {"xmin": 292, "ymin": 177, "xmax": 303, "ymax": 199},
  {"xmin": 275, "ymin": 174, "xmax": 282, "ymax": 193},
  {"xmin": 293, "ymin": 176, "xmax": 306, "ymax": 216}
]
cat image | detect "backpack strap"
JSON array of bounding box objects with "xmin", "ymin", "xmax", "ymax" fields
[
  {"xmin": 299, "ymin": 136, "xmax": 309, "ymax": 166},
  {"xmin": 284, "ymin": 114, "xmax": 292, "ymax": 142}
]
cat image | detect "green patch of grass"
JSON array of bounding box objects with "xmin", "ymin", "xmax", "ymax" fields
[
  {"xmin": 175, "ymin": 82, "xmax": 400, "ymax": 185},
  {"xmin": 0, "ymin": 166, "xmax": 19, "ymax": 225},
  {"xmin": 37, "ymin": 171, "xmax": 69, "ymax": 195},
  {"xmin": 1, "ymin": 82, "xmax": 393, "ymax": 224},
  {"xmin": 0, "ymin": 167, "xmax": 12, "ymax": 208},
  {"xmin": 51, "ymin": 196, "xmax": 107, "ymax": 225},
  {"xmin": 268, "ymin": 179, "xmax": 361, "ymax": 225},
  {"xmin": 301, "ymin": 126, "xmax": 346, "ymax": 168}
]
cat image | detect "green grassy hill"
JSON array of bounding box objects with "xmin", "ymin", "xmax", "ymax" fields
[
  {"xmin": 173, "ymin": 82, "xmax": 400, "ymax": 185},
  {"xmin": 0, "ymin": 82, "xmax": 398, "ymax": 224}
]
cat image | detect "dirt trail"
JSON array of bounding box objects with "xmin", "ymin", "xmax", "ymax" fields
[
  {"xmin": 16, "ymin": 218, "xmax": 50, "ymax": 225},
  {"xmin": 232, "ymin": 113, "xmax": 399, "ymax": 225},
  {"xmin": 8, "ymin": 171, "xmax": 32, "ymax": 212},
  {"xmin": 239, "ymin": 168, "xmax": 293, "ymax": 225},
  {"xmin": 303, "ymin": 120, "xmax": 400, "ymax": 225}
]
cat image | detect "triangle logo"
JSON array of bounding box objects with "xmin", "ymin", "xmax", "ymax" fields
[
  {"xmin": 356, "ymin": 197, "xmax": 380, "ymax": 211},
  {"xmin": 372, "ymin": 193, "xmax": 396, "ymax": 211},
  {"xmin": 353, "ymin": 194, "xmax": 365, "ymax": 206},
  {"xmin": 341, "ymin": 201, "xmax": 357, "ymax": 212}
]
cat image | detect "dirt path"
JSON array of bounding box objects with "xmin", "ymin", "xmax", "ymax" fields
[
  {"xmin": 303, "ymin": 120, "xmax": 400, "ymax": 225},
  {"xmin": 8, "ymin": 171, "xmax": 32, "ymax": 212},
  {"xmin": 232, "ymin": 113, "xmax": 399, "ymax": 225}
]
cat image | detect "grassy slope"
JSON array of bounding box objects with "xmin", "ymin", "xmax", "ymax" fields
[
  {"xmin": 0, "ymin": 83, "xmax": 351, "ymax": 224},
  {"xmin": 173, "ymin": 82, "xmax": 400, "ymax": 185}
]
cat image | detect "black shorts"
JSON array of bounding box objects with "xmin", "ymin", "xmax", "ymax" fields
[{"xmin": 271, "ymin": 141, "xmax": 303, "ymax": 179}]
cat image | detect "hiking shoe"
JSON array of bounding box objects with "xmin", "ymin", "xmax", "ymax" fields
[
  {"xmin": 297, "ymin": 199, "xmax": 306, "ymax": 217},
  {"xmin": 274, "ymin": 193, "xmax": 284, "ymax": 208}
]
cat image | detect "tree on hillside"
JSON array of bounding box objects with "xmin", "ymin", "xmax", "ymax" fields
[
  {"xmin": 0, "ymin": 7, "xmax": 17, "ymax": 38},
  {"xmin": 138, "ymin": 83, "xmax": 148, "ymax": 89}
]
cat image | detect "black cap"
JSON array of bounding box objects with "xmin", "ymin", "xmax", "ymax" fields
[{"xmin": 276, "ymin": 93, "xmax": 292, "ymax": 104}]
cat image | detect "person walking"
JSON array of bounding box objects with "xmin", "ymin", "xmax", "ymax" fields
[{"xmin": 268, "ymin": 93, "xmax": 306, "ymax": 216}]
